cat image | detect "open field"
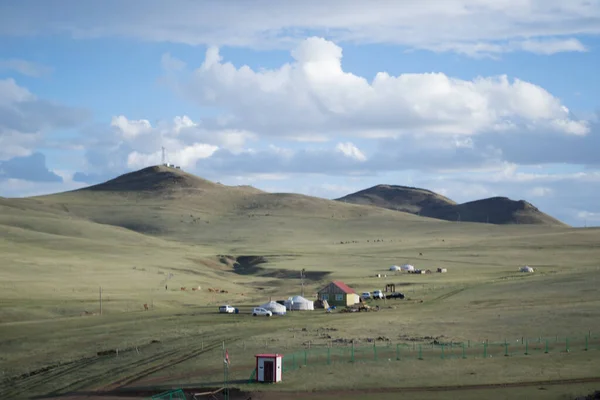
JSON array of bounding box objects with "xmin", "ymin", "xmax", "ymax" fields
[{"xmin": 1, "ymin": 169, "xmax": 600, "ymax": 399}]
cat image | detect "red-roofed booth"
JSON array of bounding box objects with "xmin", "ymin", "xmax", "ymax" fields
[{"xmin": 255, "ymin": 354, "xmax": 282, "ymax": 383}]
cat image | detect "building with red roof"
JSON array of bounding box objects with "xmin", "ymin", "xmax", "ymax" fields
[{"xmin": 317, "ymin": 280, "xmax": 360, "ymax": 307}]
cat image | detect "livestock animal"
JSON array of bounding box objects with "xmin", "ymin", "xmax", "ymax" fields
[
  {"xmin": 180, "ymin": 287, "xmax": 186, "ymax": 291},
  {"xmin": 143, "ymin": 303, "xmax": 149, "ymax": 311}
]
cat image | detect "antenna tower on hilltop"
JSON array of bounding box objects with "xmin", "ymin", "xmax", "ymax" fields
[{"xmin": 161, "ymin": 146, "xmax": 166, "ymax": 165}]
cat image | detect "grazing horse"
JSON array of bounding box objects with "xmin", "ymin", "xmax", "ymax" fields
[
  {"xmin": 180, "ymin": 287, "xmax": 186, "ymax": 291},
  {"xmin": 143, "ymin": 303, "xmax": 149, "ymax": 311}
]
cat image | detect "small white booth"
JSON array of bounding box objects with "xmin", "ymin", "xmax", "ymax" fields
[{"xmin": 255, "ymin": 353, "xmax": 283, "ymax": 383}]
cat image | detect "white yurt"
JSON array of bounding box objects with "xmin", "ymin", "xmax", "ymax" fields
[
  {"xmin": 389, "ymin": 265, "xmax": 401, "ymax": 271},
  {"xmin": 259, "ymin": 300, "xmax": 287, "ymax": 315},
  {"xmin": 401, "ymin": 264, "xmax": 415, "ymax": 272},
  {"xmin": 289, "ymin": 295, "xmax": 314, "ymax": 311},
  {"xmin": 520, "ymin": 266, "xmax": 534, "ymax": 273}
]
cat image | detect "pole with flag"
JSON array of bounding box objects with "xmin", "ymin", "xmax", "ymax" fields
[{"xmin": 222, "ymin": 342, "xmax": 229, "ymax": 400}]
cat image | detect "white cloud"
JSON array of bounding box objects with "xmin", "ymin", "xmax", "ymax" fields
[
  {"xmin": 127, "ymin": 143, "xmax": 218, "ymax": 169},
  {"xmin": 0, "ymin": 78, "xmax": 89, "ymax": 160},
  {"xmin": 78, "ymin": 115, "xmax": 254, "ymax": 178},
  {"xmin": 1, "ymin": 1, "xmax": 598, "ymax": 57},
  {"xmin": 111, "ymin": 115, "xmax": 152, "ymax": 139},
  {"xmin": 528, "ymin": 186, "xmax": 554, "ymax": 197},
  {"xmin": 577, "ymin": 211, "xmax": 600, "ymax": 222},
  {"xmin": 0, "ymin": 173, "xmax": 85, "ymax": 198},
  {"xmin": 0, "ymin": 58, "xmax": 52, "ymax": 77},
  {"xmin": 335, "ymin": 142, "xmax": 366, "ymax": 162},
  {"xmin": 166, "ymin": 37, "xmax": 588, "ymax": 142},
  {"xmin": 425, "ymin": 38, "xmax": 588, "ymax": 58},
  {"xmin": 160, "ymin": 53, "xmax": 186, "ymax": 71},
  {"xmin": 518, "ymin": 38, "xmax": 588, "ymax": 55}
]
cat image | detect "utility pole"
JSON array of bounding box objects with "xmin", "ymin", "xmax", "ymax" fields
[
  {"xmin": 161, "ymin": 147, "xmax": 166, "ymax": 165},
  {"xmin": 99, "ymin": 286, "xmax": 103, "ymax": 315}
]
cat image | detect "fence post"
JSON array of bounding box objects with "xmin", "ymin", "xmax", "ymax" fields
[
  {"xmin": 462, "ymin": 343, "xmax": 466, "ymax": 359},
  {"xmin": 545, "ymin": 339, "xmax": 549, "ymax": 354},
  {"xmin": 396, "ymin": 344, "xmax": 400, "ymax": 361},
  {"xmin": 327, "ymin": 347, "xmax": 331, "ymax": 365},
  {"xmin": 418, "ymin": 344, "xmax": 423, "ymax": 360},
  {"xmin": 441, "ymin": 343, "xmax": 445, "ymax": 359}
]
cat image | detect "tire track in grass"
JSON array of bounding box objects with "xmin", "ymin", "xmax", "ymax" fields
[
  {"xmin": 103, "ymin": 336, "xmax": 243, "ymax": 390},
  {"xmin": 428, "ymin": 287, "xmax": 466, "ymax": 303},
  {"xmin": 2, "ymin": 335, "xmax": 216, "ymax": 399}
]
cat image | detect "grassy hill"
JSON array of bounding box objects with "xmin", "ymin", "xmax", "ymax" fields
[
  {"xmin": 29, "ymin": 165, "xmax": 433, "ymax": 244},
  {"xmin": 2, "ymin": 165, "xmax": 600, "ymax": 399},
  {"xmin": 336, "ymin": 184, "xmax": 566, "ymax": 226}
]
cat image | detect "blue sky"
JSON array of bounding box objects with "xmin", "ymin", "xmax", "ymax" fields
[{"xmin": 1, "ymin": 0, "xmax": 600, "ymax": 226}]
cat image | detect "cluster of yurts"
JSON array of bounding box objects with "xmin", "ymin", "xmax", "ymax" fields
[{"xmin": 259, "ymin": 295, "xmax": 314, "ymax": 315}]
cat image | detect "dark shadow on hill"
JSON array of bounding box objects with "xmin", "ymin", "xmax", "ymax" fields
[{"xmin": 218, "ymin": 255, "xmax": 330, "ymax": 281}]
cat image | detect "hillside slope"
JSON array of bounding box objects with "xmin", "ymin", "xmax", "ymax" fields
[
  {"xmin": 336, "ymin": 184, "xmax": 566, "ymax": 226},
  {"xmin": 25, "ymin": 166, "xmax": 434, "ymax": 243}
]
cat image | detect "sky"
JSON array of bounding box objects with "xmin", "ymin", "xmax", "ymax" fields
[{"xmin": 1, "ymin": 0, "xmax": 600, "ymax": 226}]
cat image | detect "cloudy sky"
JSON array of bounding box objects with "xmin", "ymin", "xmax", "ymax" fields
[{"xmin": 1, "ymin": 0, "xmax": 599, "ymax": 226}]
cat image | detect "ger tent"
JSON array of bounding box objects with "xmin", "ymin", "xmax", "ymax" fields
[
  {"xmin": 520, "ymin": 266, "xmax": 534, "ymax": 273},
  {"xmin": 289, "ymin": 295, "xmax": 314, "ymax": 311},
  {"xmin": 259, "ymin": 300, "xmax": 287, "ymax": 315},
  {"xmin": 401, "ymin": 264, "xmax": 415, "ymax": 272},
  {"xmin": 389, "ymin": 265, "xmax": 401, "ymax": 271}
]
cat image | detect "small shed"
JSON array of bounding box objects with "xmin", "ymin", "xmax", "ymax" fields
[
  {"xmin": 520, "ymin": 266, "xmax": 534, "ymax": 273},
  {"xmin": 317, "ymin": 281, "xmax": 360, "ymax": 307},
  {"xmin": 255, "ymin": 354, "xmax": 282, "ymax": 383},
  {"xmin": 314, "ymin": 299, "xmax": 330, "ymax": 309}
]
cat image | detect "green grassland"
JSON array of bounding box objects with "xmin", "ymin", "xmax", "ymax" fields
[{"xmin": 1, "ymin": 168, "xmax": 600, "ymax": 399}]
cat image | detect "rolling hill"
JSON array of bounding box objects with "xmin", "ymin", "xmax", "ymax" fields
[
  {"xmin": 20, "ymin": 166, "xmax": 433, "ymax": 244},
  {"xmin": 336, "ymin": 184, "xmax": 566, "ymax": 226}
]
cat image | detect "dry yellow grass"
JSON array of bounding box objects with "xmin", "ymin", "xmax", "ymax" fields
[{"xmin": 1, "ymin": 167, "xmax": 599, "ymax": 398}]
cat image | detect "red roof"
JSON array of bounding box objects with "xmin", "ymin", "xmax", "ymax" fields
[
  {"xmin": 255, "ymin": 353, "xmax": 282, "ymax": 358},
  {"xmin": 330, "ymin": 281, "xmax": 356, "ymax": 294}
]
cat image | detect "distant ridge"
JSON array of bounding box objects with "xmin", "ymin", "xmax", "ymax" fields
[
  {"xmin": 336, "ymin": 184, "xmax": 566, "ymax": 226},
  {"xmin": 19, "ymin": 165, "xmax": 566, "ymax": 229}
]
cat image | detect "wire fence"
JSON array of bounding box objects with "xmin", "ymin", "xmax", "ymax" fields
[{"xmin": 270, "ymin": 332, "xmax": 600, "ymax": 375}]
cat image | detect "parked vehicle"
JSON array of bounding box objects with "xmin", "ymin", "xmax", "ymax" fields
[
  {"xmin": 386, "ymin": 292, "xmax": 405, "ymax": 300},
  {"xmin": 252, "ymin": 307, "xmax": 273, "ymax": 317},
  {"xmin": 219, "ymin": 305, "xmax": 236, "ymax": 313},
  {"xmin": 361, "ymin": 292, "xmax": 371, "ymax": 300},
  {"xmin": 372, "ymin": 290, "xmax": 384, "ymax": 299}
]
